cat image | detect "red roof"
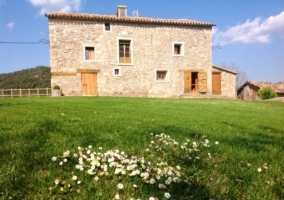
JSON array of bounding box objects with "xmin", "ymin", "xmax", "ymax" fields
[
  {"xmin": 45, "ymin": 12, "xmax": 216, "ymax": 27},
  {"xmin": 246, "ymin": 81, "xmax": 284, "ymax": 93}
]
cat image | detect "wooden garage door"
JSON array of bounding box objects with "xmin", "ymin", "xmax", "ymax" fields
[
  {"xmin": 82, "ymin": 73, "xmax": 97, "ymax": 95},
  {"xmin": 212, "ymin": 73, "xmax": 221, "ymax": 95}
]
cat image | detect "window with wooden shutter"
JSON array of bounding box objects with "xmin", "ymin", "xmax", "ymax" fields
[
  {"xmin": 84, "ymin": 46, "xmax": 95, "ymax": 61},
  {"xmin": 119, "ymin": 40, "xmax": 131, "ymax": 63},
  {"xmin": 198, "ymin": 72, "xmax": 207, "ymax": 93}
]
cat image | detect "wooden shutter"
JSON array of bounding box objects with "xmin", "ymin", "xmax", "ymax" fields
[
  {"xmin": 184, "ymin": 71, "xmax": 191, "ymax": 93},
  {"xmin": 198, "ymin": 72, "xmax": 207, "ymax": 93},
  {"xmin": 119, "ymin": 40, "xmax": 131, "ymax": 63}
]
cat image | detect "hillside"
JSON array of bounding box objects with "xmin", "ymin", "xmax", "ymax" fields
[{"xmin": 0, "ymin": 66, "xmax": 51, "ymax": 89}]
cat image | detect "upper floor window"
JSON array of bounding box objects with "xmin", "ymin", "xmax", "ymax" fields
[
  {"xmin": 173, "ymin": 42, "xmax": 184, "ymax": 56},
  {"xmin": 104, "ymin": 23, "xmax": 111, "ymax": 32},
  {"xmin": 119, "ymin": 39, "xmax": 132, "ymax": 64},
  {"xmin": 84, "ymin": 46, "xmax": 95, "ymax": 61}
]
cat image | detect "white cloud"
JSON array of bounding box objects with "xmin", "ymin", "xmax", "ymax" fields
[
  {"xmin": 7, "ymin": 21, "xmax": 15, "ymax": 30},
  {"xmin": 213, "ymin": 11, "xmax": 284, "ymax": 46},
  {"xmin": 28, "ymin": 0, "xmax": 83, "ymax": 15}
]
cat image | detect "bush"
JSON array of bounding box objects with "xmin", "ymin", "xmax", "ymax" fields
[
  {"xmin": 53, "ymin": 85, "xmax": 60, "ymax": 90},
  {"xmin": 257, "ymin": 87, "xmax": 277, "ymax": 100}
]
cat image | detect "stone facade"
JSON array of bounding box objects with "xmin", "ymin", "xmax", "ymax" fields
[
  {"xmin": 212, "ymin": 66, "xmax": 237, "ymax": 98},
  {"xmin": 46, "ymin": 6, "xmax": 237, "ymax": 98}
]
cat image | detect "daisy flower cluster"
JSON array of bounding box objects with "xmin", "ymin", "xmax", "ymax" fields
[{"xmin": 51, "ymin": 133, "xmax": 218, "ymax": 199}]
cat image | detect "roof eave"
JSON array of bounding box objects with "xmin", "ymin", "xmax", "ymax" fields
[{"xmin": 45, "ymin": 13, "xmax": 216, "ymax": 27}]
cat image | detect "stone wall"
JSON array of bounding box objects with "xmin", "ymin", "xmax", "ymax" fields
[
  {"xmin": 212, "ymin": 67, "xmax": 237, "ymax": 98},
  {"xmin": 48, "ymin": 19, "xmax": 213, "ymax": 97}
]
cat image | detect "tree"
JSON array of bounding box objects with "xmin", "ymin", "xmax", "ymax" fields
[{"xmin": 221, "ymin": 63, "xmax": 248, "ymax": 89}]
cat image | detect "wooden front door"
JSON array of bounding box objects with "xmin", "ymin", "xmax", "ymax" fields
[
  {"xmin": 82, "ymin": 73, "xmax": 97, "ymax": 95},
  {"xmin": 212, "ymin": 73, "xmax": 221, "ymax": 95},
  {"xmin": 184, "ymin": 71, "xmax": 207, "ymax": 93}
]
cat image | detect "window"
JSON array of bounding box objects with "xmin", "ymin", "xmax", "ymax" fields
[
  {"xmin": 104, "ymin": 23, "xmax": 111, "ymax": 31},
  {"xmin": 118, "ymin": 39, "xmax": 132, "ymax": 64},
  {"xmin": 155, "ymin": 70, "xmax": 169, "ymax": 82},
  {"xmin": 113, "ymin": 67, "xmax": 121, "ymax": 76},
  {"xmin": 172, "ymin": 42, "xmax": 184, "ymax": 56},
  {"xmin": 84, "ymin": 46, "xmax": 95, "ymax": 61},
  {"xmin": 174, "ymin": 44, "xmax": 181, "ymax": 54}
]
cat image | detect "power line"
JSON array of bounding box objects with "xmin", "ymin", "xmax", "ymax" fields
[{"xmin": 0, "ymin": 39, "xmax": 49, "ymax": 44}]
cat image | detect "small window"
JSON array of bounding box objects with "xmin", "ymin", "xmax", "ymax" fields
[
  {"xmin": 104, "ymin": 23, "xmax": 111, "ymax": 31},
  {"xmin": 119, "ymin": 39, "xmax": 131, "ymax": 63},
  {"xmin": 155, "ymin": 70, "xmax": 169, "ymax": 82},
  {"xmin": 173, "ymin": 42, "xmax": 184, "ymax": 56},
  {"xmin": 84, "ymin": 46, "xmax": 95, "ymax": 61},
  {"xmin": 174, "ymin": 44, "xmax": 181, "ymax": 54},
  {"xmin": 113, "ymin": 67, "xmax": 121, "ymax": 76}
]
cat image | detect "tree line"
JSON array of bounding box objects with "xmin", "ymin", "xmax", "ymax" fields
[{"xmin": 0, "ymin": 66, "xmax": 51, "ymax": 89}]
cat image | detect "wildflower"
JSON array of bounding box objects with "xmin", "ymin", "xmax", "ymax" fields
[
  {"xmin": 158, "ymin": 183, "xmax": 166, "ymax": 189},
  {"xmin": 63, "ymin": 158, "xmax": 67, "ymax": 162},
  {"xmin": 150, "ymin": 178, "xmax": 156, "ymax": 184},
  {"xmin": 263, "ymin": 163, "xmax": 268, "ymax": 170},
  {"xmin": 61, "ymin": 113, "xmax": 65, "ymax": 116},
  {"xmin": 117, "ymin": 183, "xmax": 124, "ymax": 190},
  {"xmin": 72, "ymin": 175, "xmax": 78, "ymax": 180},
  {"xmin": 77, "ymin": 180, "xmax": 81, "ymax": 184},
  {"xmin": 133, "ymin": 184, "xmax": 138, "ymax": 188},
  {"xmin": 73, "ymin": 153, "xmax": 78, "ymax": 158},
  {"xmin": 115, "ymin": 193, "xmax": 120, "ymax": 199},
  {"xmin": 55, "ymin": 179, "xmax": 60, "ymax": 185},
  {"xmin": 215, "ymin": 141, "xmax": 219, "ymax": 145},
  {"xmin": 63, "ymin": 150, "xmax": 70, "ymax": 157},
  {"xmin": 52, "ymin": 156, "xmax": 57, "ymax": 161},
  {"xmin": 59, "ymin": 161, "xmax": 63, "ymax": 166},
  {"xmin": 149, "ymin": 197, "xmax": 155, "ymax": 200},
  {"xmin": 88, "ymin": 145, "xmax": 92, "ymax": 149},
  {"xmin": 164, "ymin": 192, "xmax": 171, "ymax": 199},
  {"xmin": 94, "ymin": 176, "xmax": 99, "ymax": 181},
  {"xmin": 173, "ymin": 177, "xmax": 180, "ymax": 183},
  {"xmin": 257, "ymin": 168, "xmax": 262, "ymax": 172},
  {"xmin": 247, "ymin": 163, "xmax": 251, "ymax": 167}
]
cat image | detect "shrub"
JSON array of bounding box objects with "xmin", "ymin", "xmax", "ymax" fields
[
  {"xmin": 257, "ymin": 87, "xmax": 277, "ymax": 100},
  {"xmin": 53, "ymin": 85, "xmax": 60, "ymax": 90}
]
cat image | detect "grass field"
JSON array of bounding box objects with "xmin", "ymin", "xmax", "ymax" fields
[{"xmin": 0, "ymin": 97, "xmax": 283, "ymax": 199}]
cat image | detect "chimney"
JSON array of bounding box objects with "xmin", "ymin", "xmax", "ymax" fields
[{"xmin": 117, "ymin": 5, "xmax": 127, "ymax": 17}]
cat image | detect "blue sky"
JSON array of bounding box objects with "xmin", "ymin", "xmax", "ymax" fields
[{"xmin": 1, "ymin": 0, "xmax": 283, "ymax": 82}]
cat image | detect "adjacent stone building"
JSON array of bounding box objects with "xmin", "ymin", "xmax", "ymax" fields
[
  {"xmin": 45, "ymin": 5, "xmax": 237, "ymax": 98},
  {"xmin": 237, "ymin": 81, "xmax": 284, "ymax": 100}
]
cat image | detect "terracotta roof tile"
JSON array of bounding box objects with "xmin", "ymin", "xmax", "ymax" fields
[
  {"xmin": 45, "ymin": 12, "xmax": 216, "ymax": 27},
  {"xmin": 248, "ymin": 81, "xmax": 284, "ymax": 93}
]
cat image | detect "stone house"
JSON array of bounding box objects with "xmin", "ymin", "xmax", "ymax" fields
[
  {"xmin": 237, "ymin": 81, "xmax": 284, "ymax": 100},
  {"xmin": 45, "ymin": 5, "xmax": 237, "ymax": 98}
]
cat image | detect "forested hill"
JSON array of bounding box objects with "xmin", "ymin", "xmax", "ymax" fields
[{"xmin": 0, "ymin": 66, "xmax": 51, "ymax": 89}]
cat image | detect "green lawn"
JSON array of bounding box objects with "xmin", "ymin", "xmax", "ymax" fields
[{"xmin": 0, "ymin": 97, "xmax": 283, "ymax": 199}]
